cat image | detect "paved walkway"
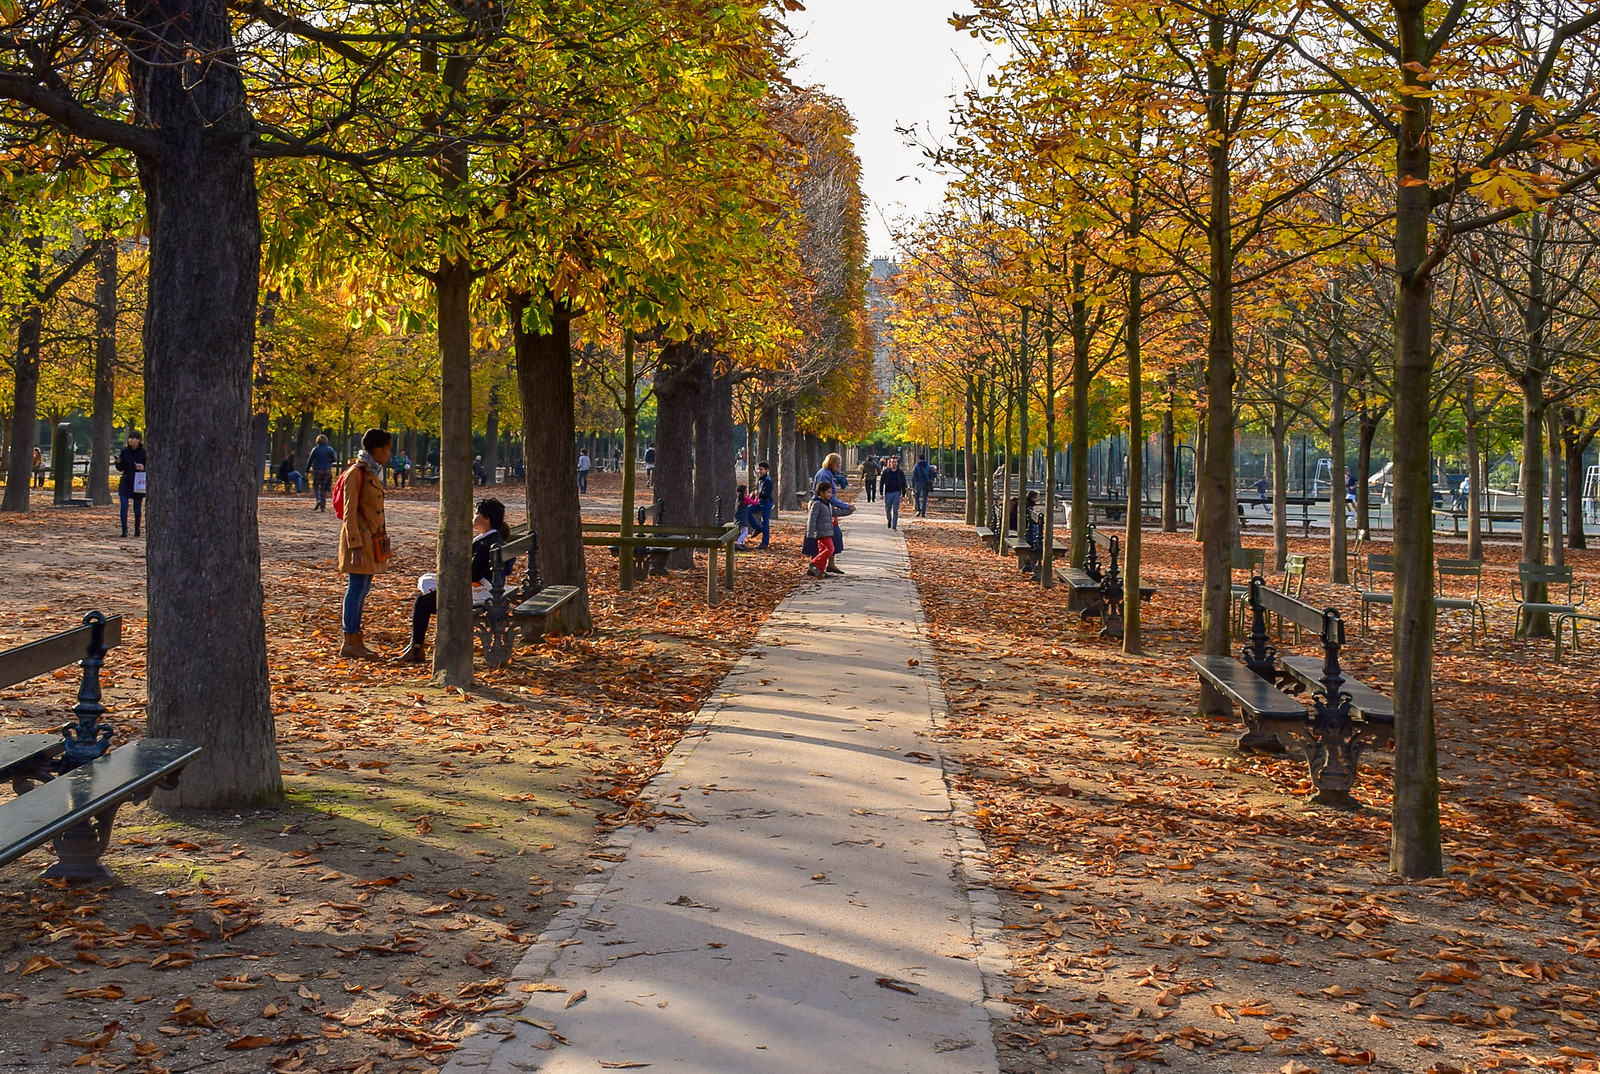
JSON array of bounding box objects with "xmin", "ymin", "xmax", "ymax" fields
[{"xmin": 444, "ymin": 520, "xmax": 1000, "ymax": 1074}]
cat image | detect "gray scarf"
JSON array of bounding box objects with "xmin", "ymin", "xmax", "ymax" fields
[{"xmin": 357, "ymin": 450, "xmax": 384, "ymax": 481}]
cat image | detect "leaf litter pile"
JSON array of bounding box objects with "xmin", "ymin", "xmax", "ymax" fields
[
  {"xmin": 0, "ymin": 487, "xmax": 799, "ymax": 1073},
  {"xmin": 905, "ymin": 523, "xmax": 1600, "ymax": 1074}
]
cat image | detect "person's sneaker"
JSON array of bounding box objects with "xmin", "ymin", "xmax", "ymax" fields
[
  {"xmin": 806, "ymin": 564, "xmax": 822, "ymax": 578},
  {"xmin": 825, "ymin": 564, "xmax": 844, "ymax": 575}
]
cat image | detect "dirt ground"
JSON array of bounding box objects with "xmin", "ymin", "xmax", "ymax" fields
[
  {"xmin": 904, "ymin": 520, "xmax": 1600, "ymax": 1074},
  {"xmin": 0, "ymin": 476, "xmax": 801, "ymax": 1073}
]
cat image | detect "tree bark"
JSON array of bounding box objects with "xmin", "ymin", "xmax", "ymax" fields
[
  {"xmin": 1387, "ymin": 0, "xmax": 1444, "ymax": 876},
  {"xmin": 1123, "ymin": 254, "xmax": 1144, "ymax": 655},
  {"xmin": 1329, "ymin": 358, "xmax": 1349, "ymax": 584},
  {"xmin": 1161, "ymin": 371, "xmax": 1178, "ymax": 532},
  {"xmin": 483, "ymin": 385, "xmax": 500, "ymax": 487},
  {"xmin": 1547, "ymin": 407, "xmax": 1564, "ymax": 567},
  {"xmin": 1069, "ymin": 292, "xmax": 1090, "ymax": 567},
  {"xmin": 89, "ymin": 240, "xmax": 118, "ymax": 506},
  {"xmin": 777, "ymin": 402, "xmax": 799, "ymax": 510},
  {"xmin": 1272, "ymin": 368, "xmax": 1288, "ymax": 573},
  {"xmin": 655, "ymin": 340, "xmax": 700, "ymax": 566},
  {"xmin": 511, "ymin": 295, "xmax": 592, "ymax": 626},
  {"xmin": 2, "ymin": 248, "xmax": 43, "ymax": 513},
  {"xmin": 1197, "ymin": 11, "xmax": 1236, "ymax": 718},
  {"xmin": 693, "ymin": 348, "xmax": 719, "ymax": 527},
  {"xmin": 136, "ymin": 0, "xmax": 280, "ymax": 808},
  {"xmin": 432, "ymin": 258, "xmax": 476, "ymax": 687},
  {"xmin": 1464, "ymin": 383, "xmax": 1483, "ymax": 560}
]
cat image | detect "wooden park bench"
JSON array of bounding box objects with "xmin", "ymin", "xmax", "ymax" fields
[
  {"xmin": 1436, "ymin": 558, "xmax": 1488, "ymax": 645},
  {"xmin": 475, "ymin": 530, "xmax": 582, "ymax": 668},
  {"xmin": 581, "ymin": 500, "xmax": 739, "ymax": 605},
  {"xmin": 0, "ymin": 613, "xmax": 201, "ymax": 881},
  {"xmin": 1008, "ymin": 510, "xmax": 1065, "ymax": 577},
  {"xmin": 1191, "ymin": 578, "xmax": 1393, "ymax": 808},
  {"xmin": 1433, "ymin": 508, "xmax": 1522, "ymax": 535}
]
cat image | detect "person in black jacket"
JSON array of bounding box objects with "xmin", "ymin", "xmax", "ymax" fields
[
  {"xmin": 115, "ymin": 432, "xmax": 147, "ymax": 538},
  {"xmin": 397, "ymin": 498, "xmax": 514, "ymax": 664},
  {"xmin": 879, "ymin": 456, "xmax": 907, "ymax": 529}
]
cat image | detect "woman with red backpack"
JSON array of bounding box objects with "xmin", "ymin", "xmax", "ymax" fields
[{"xmin": 335, "ymin": 428, "xmax": 392, "ymax": 659}]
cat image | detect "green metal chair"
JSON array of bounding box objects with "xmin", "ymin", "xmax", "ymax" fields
[
  {"xmin": 1230, "ymin": 546, "xmax": 1266, "ymax": 638},
  {"xmin": 1435, "ymin": 558, "xmax": 1488, "ymax": 645},
  {"xmin": 1356, "ymin": 553, "xmax": 1395, "ymax": 634}
]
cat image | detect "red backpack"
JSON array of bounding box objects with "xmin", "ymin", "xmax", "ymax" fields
[{"xmin": 332, "ymin": 465, "xmax": 360, "ymax": 520}]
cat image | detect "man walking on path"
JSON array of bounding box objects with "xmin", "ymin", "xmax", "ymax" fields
[
  {"xmin": 577, "ymin": 449, "xmax": 591, "ymax": 493},
  {"xmin": 308, "ymin": 435, "xmax": 336, "ymax": 512},
  {"xmin": 440, "ymin": 517, "xmax": 1000, "ymax": 1074},
  {"xmin": 880, "ymin": 455, "xmax": 906, "ymax": 529},
  {"xmin": 911, "ymin": 454, "xmax": 934, "ymax": 517},
  {"xmin": 644, "ymin": 444, "xmax": 655, "ymax": 487},
  {"xmin": 858, "ymin": 455, "xmax": 879, "ymax": 502},
  {"xmin": 755, "ymin": 460, "xmax": 774, "ymax": 549}
]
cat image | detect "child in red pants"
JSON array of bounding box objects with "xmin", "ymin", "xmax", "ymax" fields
[{"xmin": 806, "ymin": 482, "xmax": 852, "ymax": 577}]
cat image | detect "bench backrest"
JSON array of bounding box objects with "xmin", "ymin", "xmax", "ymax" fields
[
  {"xmin": 637, "ymin": 500, "xmax": 665, "ymax": 526},
  {"xmin": 1249, "ymin": 576, "xmax": 1342, "ymax": 647},
  {"xmin": 488, "ymin": 531, "xmax": 542, "ymax": 598},
  {"xmin": 1436, "ymin": 558, "xmax": 1482, "ymax": 597},
  {"xmin": 0, "ymin": 615, "xmax": 123, "ymax": 692}
]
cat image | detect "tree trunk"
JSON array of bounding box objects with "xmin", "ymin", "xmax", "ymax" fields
[
  {"xmin": 1042, "ymin": 316, "xmax": 1058, "ymax": 589},
  {"xmin": 1547, "ymin": 407, "xmax": 1564, "ymax": 567},
  {"xmin": 1356, "ymin": 399, "xmax": 1376, "ymax": 535},
  {"xmin": 432, "ymin": 258, "xmax": 476, "ymax": 687},
  {"xmin": 964, "ymin": 382, "xmax": 977, "ymax": 526},
  {"xmin": 1272, "ymin": 384, "xmax": 1288, "ymax": 573},
  {"xmin": 1070, "ymin": 295, "xmax": 1090, "ymax": 567},
  {"xmin": 778, "ymin": 402, "xmax": 799, "ymax": 510},
  {"xmin": 88, "ymin": 240, "xmax": 117, "ymax": 506},
  {"xmin": 1519, "ymin": 370, "xmax": 1549, "ymax": 635},
  {"xmin": 1123, "ymin": 250, "xmax": 1144, "ymax": 655},
  {"xmin": 1464, "ymin": 387, "xmax": 1483, "ymax": 560},
  {"xmin": 693, "ymin": 348, "xmax": 719, "ymax": 527},
  {"xmin": 655, "ymin": 340, "xmax": 700, "ymax": 566},
  {"xmin": 1161, "ymin": 371, "xmax": 1178, "ymax": 532},
  {"xmin": 483, "ymin": 386, "xmax": 500, "ymax": 487},
  {"xmin": 137, "ymin": 6, "xmax": 281, "ymax": 808},
  {"xmin": 620, "ymin": 330, "xmax": 638, "ymax": 591},
  {"xmin": 1197, "ymin": 12, "xmax": 1236, "ymax": 718},
  {"xmin": 511, "ymin": 295, "xmax": 592, "ymax": 625},
  {"xmin": 1566, "ymin": 413, "xmax": 1593, "ymax": 550},
  {"xmin": 1387, "ymin": 0, "xmax": 1444, "ymax": 877},
  {"xmin": 2, "ymin": 254, "xmax": 43, "ymax": 513},
  {"xmin": 1329, "ymin": 362, "xmax": 1349, "ymax": 584}
]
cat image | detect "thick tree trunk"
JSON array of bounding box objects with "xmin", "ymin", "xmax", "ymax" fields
[
  {"xmin": 1520, "ymin": 372, "xmax": 1549, "ymax": 635},
  {"xmin": 1042, "ymin": 320, "xmax": 1058, "ymax": 589},
  {"xmin": 778, "ymin": 402, "xmax": 799, "ymax": 510},
  {"xmin": 1567, "ymin": 415, "xmax": 1593, "ymax": 550},
  {"xmin": 655, "ymin": 341, "xmax": 700, "ymax": 566},
  {"xmin": 1387, "ymin": 4, "xmax": 1444, "ymax": 877},
  {"xmin": 294, "ymin": 412, "xmax": 317, "ymax": 476},
  {"xmin": 693, "ymin": 349, "xmax": 719, "ymax": 527},
  {"xmin": 432, "ymin": 259, "xmax": 476, "ymax": 687},
  {"xmin": 1070, "ymin": 298, "xmax": 1090, "ymax": 567},
  {"xmin": 89, "ymin": 240, "xmax": 117, "ymax": 506},
  {"xmin": 1272, "ymin": 392, "xmax": 1288, "ymax": 573},
  {"xmin": 964, "ymin": 383, "xmax": 977, "ymax": 526},
  {"xmin": 136, "ymin": 6, "xmax": 280, "ymax": 808},
  {"xmin": 511, "ymin": 296, "xmax": 592, "ymax": 625},
  {"xmin": 711, "ymin": 363, "xmax": 735, "ymax": 522},
  {"xmin": 758, "ymin": 404, "xmax": 775, "ymax": 473}
]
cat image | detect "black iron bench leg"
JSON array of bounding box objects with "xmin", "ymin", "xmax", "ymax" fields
[
  {"xmin": 1270, "ymin": 716, "xmax": 1392, "ymax": 808},
  {"xmin": 47, "ymin": 806, "xmax": 120, "ymax": 882}
]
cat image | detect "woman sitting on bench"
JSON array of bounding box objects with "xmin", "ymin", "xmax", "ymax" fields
[{"xmin": 397, "ymin": 498, "xmax": 515, "ymax": 664}]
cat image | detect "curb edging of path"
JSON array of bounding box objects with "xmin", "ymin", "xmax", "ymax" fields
[{"xmin": 441, "ymin": 646, "xmax": 768, "ymax": 1072}]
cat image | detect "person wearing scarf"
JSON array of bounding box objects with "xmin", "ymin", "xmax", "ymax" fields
[{"xmin": 336, "ymin": 428, "xmax": 393, "ymax": 658}]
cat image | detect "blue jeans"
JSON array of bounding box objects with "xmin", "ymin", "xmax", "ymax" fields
[
  {"xmin": 119, "ymin": 492, "xmax": 144, "ymax": 536},
  {"xmin": 578, "ymin": 469, "xmax": 589, "ymax": 492},
  {"xmin": 913, "ymin": 485, "xmax": 930, "ymax": 515},
  {"xmin": 343, "ymin": 573, "xmax": 374, "ymax": 634},
  {"xmin": 884, "ymin": 491, "xmax": 901, "ymax": 529},
  {"xmin": 757, "ymin": 501, "xmax": 772, "ymax": 547}
]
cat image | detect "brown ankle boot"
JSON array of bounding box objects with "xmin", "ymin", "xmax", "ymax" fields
[
  {"xmin": 340, "ymin": 632, "xmax": 375, "ymax": 660},
  {"xmin": 395, "ymin": 643, "xmax": 426, "ymax": 664}
]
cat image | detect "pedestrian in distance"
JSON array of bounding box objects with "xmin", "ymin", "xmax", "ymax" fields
[
  {"xmin": 278, "ymin": 453, "xmax": 305, "ymax": 494},
  {"xmin": 644, "ymin": 444, "xmax": 656, "ymax": 487},
  {"xmin": 394, "ymin": 450, "xmax": 411, "ymax": 489},
  {"xmin": 577, "ymin": 449, "xmax": 591, "ymax": 493},
  {"xmin": 911, "ymin": 454, "xmax": 934, "ymax": 517},
  {"xmin": 805, "ymin": 482, "xmax": 854, "ymax": 578},
  {"xmin": 30, "ymin": 446, "xmax": 45, "ymax": 489},
  {"xmin": 880, "ymin": 455, "xmax": 906, "ymax": 529},
  {"xmin": 397, "ymin": 497, "xmax": 512, "ymax": 664},
  {"xmin": 308, "ymin": 434, "xmax": 337, "ymax": 512},
  {"xmin": 756, "ymin": 460, "xmax": 774, "ymax": 549},
  {"xmin": 336, "ymin": 428, "xmax": 393, "ymax": 660},
  {"xmin": 858, "ymin": 455, "xmax": 880, "ymax": 503},
  {"xmin": 473, "ymin": 455, "xmax": 487, "ymax": 486},
  {"xmin": 115, "ymin": 431, "xmax": 147, "ymax": 538}
]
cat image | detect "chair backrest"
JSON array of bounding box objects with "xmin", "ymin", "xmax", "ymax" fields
[
  {"xmin": 1282, "ymin": 553, "xmax": 1308, "ymax": 598},
  {"xmin": 1436, "ymin": 558, "xmax": 1482, "ymax": 597},
  {"xmin": 1232, "ymin": 547, "xmax": 1264, "ymax": 573},
  {"xmin": 1518, "ymin": 561, "xmax": 1576, "ymax": 601}
]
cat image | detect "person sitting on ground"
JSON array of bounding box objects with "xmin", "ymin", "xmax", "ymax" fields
[
  {"xmin": 805, "ymin": 482, "xmax": 854, "ymax": 578},
  {"xmin": 397, "ymin": 498, "xmax": 514, "ymax": 664},
  {"xmin": 278, "ymin": 453, "xmax": 305, "ymax": 494}
]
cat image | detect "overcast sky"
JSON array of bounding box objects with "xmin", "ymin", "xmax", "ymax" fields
[{"xmin": 784, "ymin": 2, "xmax": 995, "ymax": 259}]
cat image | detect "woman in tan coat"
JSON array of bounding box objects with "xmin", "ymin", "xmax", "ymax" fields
[{"xmin": 338, "ymin": 428, "xmax": 392, "ymax": 658}]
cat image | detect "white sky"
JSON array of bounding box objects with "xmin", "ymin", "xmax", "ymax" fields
[{"xmin": 784, "ymin": 2, "xmax": 995, "ymax": 258}]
